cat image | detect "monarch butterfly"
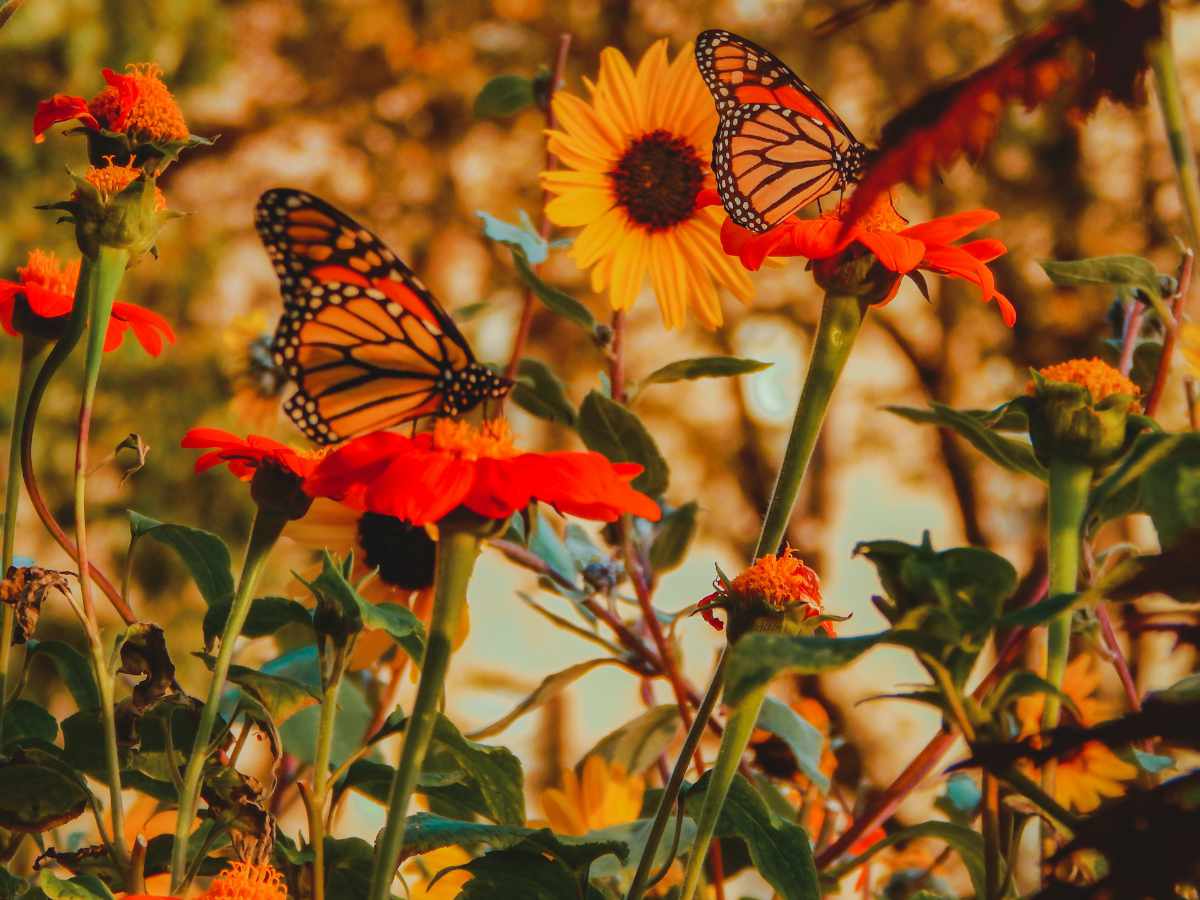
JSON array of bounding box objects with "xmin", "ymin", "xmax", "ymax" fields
[
  {"xmin": 695, "ymin": 29, "xmax": 871, "ymax": 233},
  {"xmin": 254, "ymin": 188, "xmax": 511, "ymax": 445}
]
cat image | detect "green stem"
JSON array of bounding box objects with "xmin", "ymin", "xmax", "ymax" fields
[
  {"xmin": 754, "ymin": 292, "xmax": 867, "ymax": 557},
  {"xmin": 982, "ymin": 773, "xmax": 1002, "ymax": 900},
  {"xmin": 91, "ymin": 636, "xmax": 129, "ymax": 868},
  {"xmin": 1041, "ymin": 459, "xmax": 1092, "ymax": 732},
  {"xmin": 168, "ymin": 509, "xmax": 287, "ymax": 891},
  {"xmin": 1151, "ymin": 29, "xmax": 1200, "ymax": 251},
  {"xmin": 627, "ymin": 650, "xmax": 728, "ymax": 900},
  {"xmin": 310, "ymin": 642, "xmax": 348, "ymax": 900},
  {"xmin": 678, "ymin": 682, "xmax": 767, "ymax": 900},
  {"xmin": 0, "ymin": 339, "xmax": 49, "ymax": 746},
  {"xmin": 367, "ymin": 524, "xmax": 479, "ymax": 900}
]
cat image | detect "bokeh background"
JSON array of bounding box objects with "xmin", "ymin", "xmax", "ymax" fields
[{"xmin": 3, "ymin": 0, "xmax": 1198, "ymax": 895}]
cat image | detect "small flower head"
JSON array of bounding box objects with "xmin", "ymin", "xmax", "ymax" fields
[
  {"xmin": 82, "ymin": 159, "xmax": 168, "ymax": 212},
  {"xmin": 183, "ymin": 428, "xmax": 327, "ymax": 520},
  {"xmin": 46, "ymin": 159, "xmax": 175, "ymax": 260},
  {"xmin": 696, "ymin": 547, "xmax": 833, "ymax": 642},
  {"xmin": 1024, "ymin": 357, "xmax": 1143, "ymax": 466},
  {"xmin": 196, "ymin": 861, "xmax": 287, "ymax": 900},
  {"xmin": 304, "ymin": 419, "xmax": 661, "ymax": 526}
]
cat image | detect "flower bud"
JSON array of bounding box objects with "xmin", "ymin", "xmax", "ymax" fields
[
  {"xmin": 812, "ymin": 247, "xmax": 900, "ymax": 304},
  {"xmin": 1024, "ymin": 358, "xmax": 1143, "ymax": 467},
  {"xmin": 250, "ymin": 462, "xmax": 314, "ymax": 522}
]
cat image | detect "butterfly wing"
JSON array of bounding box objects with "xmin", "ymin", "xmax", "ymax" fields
[
  {"xmin": 696, "ymin": 30, "xmax": 867, "ymax": 232},
  {"xmin": 256, "ymin": 189, "xmax": 510, "ymax": 444}
]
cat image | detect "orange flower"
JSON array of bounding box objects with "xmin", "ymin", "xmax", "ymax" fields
[
  {"xmin": 0, "ymin": 249, "xmax": 175, "ymax": 355},
  {"xmin": 697, "ymin": 547, "xmax": 832, "ymax": 636},
  {"xmin": 83, "ymin": 159, "xmax": 168, "ymax": 211},
  {"xmin": 34, "ymin": 63, "xmax": 188, "ymax": 144},
  {"xmin": 1033, "ymin": 357, "xmax": 1141, "ymax": 408},
  {"xmin": 304, "ymin": 418, "xmax": 661, "ymax": 525},
  {"xmin": 182, "ymin": 428, "xmax": 322, "ymax": 483},
  {"xmin": 196, "ymin": 861, "xmax": 287, "ymax": 900},
  {"xmin": 715, "ymin": 191, "xmax": 1016, "ymax": 326}
]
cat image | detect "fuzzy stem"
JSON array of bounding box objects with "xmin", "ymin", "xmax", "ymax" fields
[
  {"xmin": 626, "ymin": 650, "xmax": 727, "ymax": 900},
  {"xmin": 367, "ymin": 524, "xmax": 480, "ymax": 900},
  {"xmin": 169, "ymin": 510, "xmax": 287, "ymax": 891},
  {"xmin": 309, "ymin": 641, "xmax": 348, "ymax": 900},
  {"xmin": 755, "ymin": 292, "xmax": 867, "ymax": 557},
  {"xmin": 678, "ymin": 682, "xmax": 767, "ymax": 900},
  {"xmin": 0, "ymin": 339, "xmax": 48, "ymax": 746}
]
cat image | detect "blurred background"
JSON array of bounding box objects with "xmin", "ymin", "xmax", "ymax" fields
[{"xmin": 2, "ymin": 0, "xmax": 1198, "ymax": 894}]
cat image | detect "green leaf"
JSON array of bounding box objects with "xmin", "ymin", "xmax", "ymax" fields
[
  {"xmin": 469, "ymin": 658, "xmax": 632, "ymax": 740},
  {"xmin": 449, "ymin": 850, "xmax": 600, "ymax": 900},
  {"xmin": 202, "ymin": 596, "xmax": 312, "ymax": 646},
  {"xmin": 1087, "ymin": 432, "xmax": 1186, "ymax": 526},
  {"xmin": 998, "ymin": 591, "xmax": 1078, "ymax": 629},
  {"xmin": 477, "ymin": 210, "xmax": 549, "ymax": 264},
  {"xmin": 215, "ymin": 659, "xmax": 321, "ymax": 725},
  {"xmin": 322, "ymin": 836, "xmax": 374, "ymax": 900},
  {"xmin": 0, "ymin": 868, "xmax": 23, "ymax": 900},
  {"xmin": 35, "ymin": 871, "xmax": 113, "ymax": 900},
  {"xmin": 273, "ymin": 647, "xmax": 374, "ymax": 767},
  {"xmin": 513, "ymin": 358, "xmax": 576, "ymax": 426},
  {"xmin": 577, "ymin": 391, "xmax": 669, "ymax": 496},
  {"xmin": 474, "ymin": 74, "xmax": 536, "ymax": 118},
  {"xmin": 128, "ymin": 510, "xmax": 234, "ymax": 608},
  {"xmin": 887, "ymin": 403, "xmax": 1047, "ymax": 480},
  {"xmin": 1139, "ymin": 434, "xmax": 1200, "ymax": 548},
  {"xmin": 639, "ymin": 356, "xmax": 770, "ymax": 388},
  {"xmin": 825, "ymin": 821, "xmax": 987, "ymax": 899},
  {"xmin": 26, "ymin": 640, "xmax": 100, "ymax": 710},
  {"xmin": 511, "ymin": 251, "xmax": 596, "ymax": 331},
  {"xmin": 0, "ymin": 762, "xmax": 90, "ymax": 832},
  {"xmin": 648, "ymin": 502, "xmax": 698, "ymax": 573},
  {"xmin": 1, "ymin": 699, "xmax": 58, "ymax": 746},
  {"xmin": 581, "ymin": 817, "xmax": 697, "ymax": 894},
  {"xmin": 755, "ymin": 696, "xmax": 828, "ymax": 791},
  {"xmin": 430, "ymin": 715, "xmax": 525, "ymax": 825},
  {"xmin": 583, "ymin": 705, "xmax": 681, "ymax": 778},
  {"xmin": 684, "ymin": 773, "xmax": 820, "ymax": 900},
  {"xmin": 1040, "ymin": 255, "xmax": 1174, "ymax": 325}
]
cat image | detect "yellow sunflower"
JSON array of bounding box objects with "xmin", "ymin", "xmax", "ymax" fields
[
  {"xmin": 541, "ymin": 40, "xmax": 753, "ymax": 329},
  {"xmin": 401, "ymin": 844, "xmax": 474, "ymax": 899},
  {"xmin": 284, "ymin": 499, "xmax": 466, "ymax": 671},
  {"xmin": 1016, "ymin": 653, "xmax": 1138, "ymax": 814}
]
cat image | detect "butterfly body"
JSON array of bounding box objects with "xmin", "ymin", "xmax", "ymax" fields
[
  {"xmin": 255, "ymin": 188, "xmax": 510, "ymax": 444},
  {"xmin": 696, "ymin": 29, "xmax": 871, "ymax": 233}
]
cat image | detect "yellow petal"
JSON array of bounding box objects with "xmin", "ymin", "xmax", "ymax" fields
[
  {"xmin": 591, "ymin": 251, "xmax": 613, "ymax": 293},
  {"xmin": 595, "ymin": 47, "xmax": 642, "ymax": 136},
  {"xmin": 581, "ymin": 756, "xmax": 608, "ymax": 830},
  {"xmin": 284, "ymin": 498, "xmax": 360, "ymax": 553},
  {"xmin": 571, "ymin": 206, "xmax": 627, "ymax": 269},
  {"xmin": 688, "ymin": 212, "xmax": 755, "ymax": 302},
  {"xmin": 648, "ymin": 231, "xmax": 688, "ymax": 330},
  {"xmin": 635, "ymin": 40, "xmax": 670, "ymax": 129},
  {"xmin": 551, "ymin": 91, "xmax": 622, "ymax": 158},
  {"xmin": 541, "ymin": 785, "xmax": 587, "ymax": 836},
  {"xmin": 608, "ymin": 227, "xmax": 650, "ymax": 312},
  {"xmin": 545, "ymin": 188, "xmax": 614, "ymax": 228}
]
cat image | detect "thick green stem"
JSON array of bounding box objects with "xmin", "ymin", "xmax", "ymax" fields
[
  {"xmin": 754, "ymin": 292, "xmax": 867, "ymax": 557},
  {"xmin": 309, "ymin": 642, "xmax": 348, "ymax": 900},
  {"xmin": 678, "ymin": 682, "xmax": 767, "ymax": 900},
  {"xmin": 0, "ymin": 340, "xmax": 48, "ymax": 747},
  {"xmin": 1152, "ymin": 31, "xmax": 1200, "ymax": 252},
  {"xmin": 627, "ymin": 650, "xmax": 728, "ymax": 900},
  {"xmin": 169, "ymin": 510, "xmax": 287, "ymax": 891},
  {"xmin": 91, "ymin": 635, "xmax": 129, "ymax": 868},
  {"xmin": 1041, "ymin": 459, "xmax": 1092, "ymax": 732},
  {"xmin": 367, "ymin": 525, "xmax": 480, "ymax": 900}
]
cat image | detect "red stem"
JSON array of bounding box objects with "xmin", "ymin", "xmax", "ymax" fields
[{"xmin": 1145, "ymin": 250, "xmax": 1193, "ymax": 417}]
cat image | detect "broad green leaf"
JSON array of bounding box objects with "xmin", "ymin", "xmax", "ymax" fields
[
  {"xmin": 274, "ymin": 647, "xmax": 373, "ymax": 767},
  {"xmin": 430, "ymin": 715, "xmax": 525, "ymax": 824},
  {"xmin": 449, "ymin": 850, "xmax": 603, "ymax": 900},
  {"xmin": 684, "ymin": 773, "xmax": 820, "ymax": 900},
  {"xmin": 726, "ymin": 632, "xmax": 932, "ymax": 706},
  {"xmin": 583, "ymin": 705, "xmax": 681, "ymax": 777},
  {"xmin": 1087, "ymin": 432, "xmax": 1186, "ymax": 527},
  {"xmin": 202, "ymin": 595, "xmax": 312, "ymax": 646},
  {"xmin": 755, "ymin": 696, "xmax": 828, "ymax": 791},
  {"xmin": 200, "ymin": 656, "xmax": 320, "ymax": 725},
  {"xmin": 1041, "ymin": 255, "xmax": 1174, "ymax": 325},
  {"xmin": 585, "ymin": 817, "xmax": 697, "ymax": 893},
  {"xmin": 1139, "ymin": 435, "xmax": 1200, "ymax": 548},
  {"xmin": 998, "ymin": 592, "xmax": 1077, "ymax": 629},
  {"xmin": 61, "ymin": 710, "xmax": 112, "ymax": 779},
  {"xmin": 513, "ymin": 358, "xmax": 576, "ymax": 426},
  {"xmin": 512, "ymin": 251, "xmax": 596, "ymax": 331},
  {"xmin": 0, "ymin": 763, "xmax": 90, "ymax": 832},
  {"xmin": 470, "ymin": 658, "xmax": 632, "ymax": 740},
  {"xmin": 26, "ymin": 640, "xmax": 99, "ymax": 710},
  {"xmin": 474, "ymin": 75, "xmax": 535, "ymax": 118},
  {"xmin": 143, "ymin": 823, "xmax": 230, "ymax": 879},
  {"xmin": 640, "ymin": 356, "xmax": 770, "ymax": 388},
  {"xmin": 477, "ymin": 210, "xmax": 549, "ymax": 263},
  {"xmin": 0, "ymin": 868, "xmax": 23, "ymax": 900},
  {"xmin": 648, "ymin": 502, "xmax": 698, "ymax": 573},
  {"xmin": 577, "ymin": 391, "xmax": 669, "ymax": 496},
  {"xmin": 36, "ymin": 872, "xmax": 113, "ymax": 900},
  {"xmin": 323, "ymin": 836, "xmax": 374, "ymax": 900},
  {"xmin": 1, "ymin": 699, "xmax": 57, "ymax": 746},
  {"xmin": 825, "ymin": 821, "xmax": 987, "ymax": 899},
  {"xmin": 887, "ymin": 403, "xmax": 1047, "ymax": 480},
  {"xmin": 128, "ymin": 510, "xmax": 234, "ymax": 608}
]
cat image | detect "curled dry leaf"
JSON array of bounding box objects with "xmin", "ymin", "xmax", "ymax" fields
[
  {"xmin": 845, "ymin": 0, "xmax": 1163, "ymax": 225},
  {"xmin": 0, "ymin": 566, "xmax": 72, "ymax": 644}
]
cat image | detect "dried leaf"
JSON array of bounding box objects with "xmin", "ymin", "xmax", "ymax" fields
[{"xmin": 0, "ymin": 566, "xmax": 71, "ymax": 644}]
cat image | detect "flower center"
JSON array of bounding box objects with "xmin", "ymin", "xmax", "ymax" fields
[
  {"xmin": 83, "ymin": 159, "xmax": 168, "ymax": 211},
  {"xmin": 357, "ymin": 512, "xmax": 437, "ymax": 591},
  {"xmin": 91, "ymin": 63, "xmax": 189, "ymax": 143},
  {"xmin": 1034, "ymin": 357, "xmax": 1140, "ymax": 404},
  {"xmin": 730, "ymin": 548, "xmax": 822, "ymax": 613},
  {"xmin": 431, "ymin": 418, "xmax": 517, "ymax": 460},
  {"xmin": 609, "ymin": 130, "xmax": 705, "ymax": 232},
  {"xmin": 199, "ymin": 862, "xmax": 287, "ymax": 900},
  {"xmin": 832, "ymin": 190, "xmax": 907, "ymax": 232},
  {"xmin": 18, "ymin": 249, "xmax": 78, "ymax": 297}
]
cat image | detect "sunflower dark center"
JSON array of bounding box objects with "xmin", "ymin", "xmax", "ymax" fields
[
  {"xmin": 610, "ymin": 130, "xmax": 704, "ymax": 232},
  {"xmin": 357, "ymin": 513, "xmax": 436, "ymax": 591}
]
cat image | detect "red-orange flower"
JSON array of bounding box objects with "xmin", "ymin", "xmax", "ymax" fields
[
  {"xmin": 305, "ymin": 418, "xmax": 661, "ymax": 525},
  {"xmin": 0, "ymin": 249, "xmax": 175, "ymax": 355},
  {"xmin": 34, "ymin": 64, "xmax": 189, "ymax": 144},
  {"xmin": 696, "ymin": 547, "xmax": 834, "ymax": 637},
  {"xmin": 182, "ymin": 428, "xmax": 321, "ymax": 483},
  {"xmin": 196, "ymin": 861, "xmax": 287, "ymax": 900},
  {"xmin": 713, "ymin": 191, "xmax": 1016, "ymax": 327}
]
